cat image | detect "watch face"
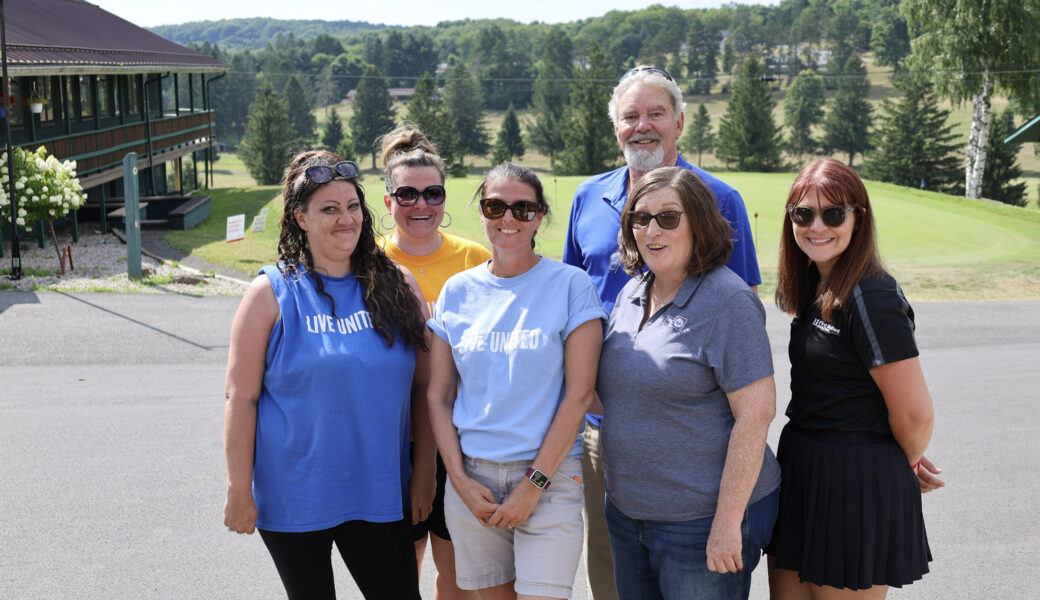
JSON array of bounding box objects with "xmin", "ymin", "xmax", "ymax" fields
[{"xmin": 529, "ymin": 469, "xmax": 549, "ymax": 488}]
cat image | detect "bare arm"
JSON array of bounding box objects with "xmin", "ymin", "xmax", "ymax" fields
[
  {"xmin": 707, "ymin": 375, "xmax": 776, "ymax": 573},
  {"xmin": 488, "ymin": 319, "xmax": 602, "ymax": 529},
  {"xmin": 873, "ymin": 356, "xmax": 934, "ymax": 466},
  {"xmin": 223, "ymin": 275, "xmax": 279, "ymax": 534},
  {"xmin": 402, "ymin": 268, "xmax": 436, "ymax": 524},
  {"xmin": 427, "ymin": 334, "xmax": 499, "ymax": 525}
]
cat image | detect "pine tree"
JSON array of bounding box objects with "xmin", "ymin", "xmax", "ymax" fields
[
  {"xmin": 406, "ymin": 72, "xmax": 464, "ymax": 175},
  {"xmin": 981, "ymin": 109, "xmax": 1027, "ymax": 206},
  {"xmin": 784, "ymin": 69, "xmax": 826, "ymax": 161},
  {"xmin": 321, "ymin": 110, "xmax": 344, "ymax": 153},
  {"xmin": 284, "ymin": 75, "xmax": 317, "ymax": 147},
  {"xmin": 350, "ymin": 65, "xmax": 396, "ymax": 169},
  {"xmin": 239, "ymin": 84, "xmax": 294, "ymax": 185},
  {"xmin": 715, "ymin": 56, "xmax": 784, "ymax": 172},
  {"xmin": 679, "ymin": 104, "xmax": 715, "ymax": 168},
  {"xmin": 526, "ymin": 28, "xmax": 573, "ymax": 170},
  {"xmin": 685, "ymin": 15, "xmax": 721, "ymax": 95},
  {"xmin": 492, "ymin": 104, "xmax": 525, "ymax": 165},
  {"xmin": 442, "ymin": 62, "xmax": 490, "ymax": 160},
  {"xmin": 555, "ymin": 43, "xmax": 619, "ymax": 176},
  {"xmin": 863, "ymin": 76, "xmax": 960, "ymax": 192},
  {"xmin": 823, "ymin": 53, "xmax": 872, "ymax": 166}
]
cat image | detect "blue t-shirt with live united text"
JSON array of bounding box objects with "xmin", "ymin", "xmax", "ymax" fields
[
  {"xmin": 254, "ymin": 265, "xmax": 415, "ymax": 532},
  {"xmin": 427, "ymin": 257, "xmax": 607, "ymax": 463}
]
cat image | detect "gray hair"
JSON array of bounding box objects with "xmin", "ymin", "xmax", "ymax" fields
[{"xmin": 607, "ymin": 66, "xmax": 686, "ymax": 126}]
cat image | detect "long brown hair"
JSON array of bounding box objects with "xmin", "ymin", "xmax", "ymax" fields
[
  {"xmin": 617, "ymin": 167, "xmax": 732, "ymax": 278},
  {"xmin": 277, "ymin": 149, "xmax": 427, "ymax": 350},
  {"xmin": 776, "ymin": 159, "xmax": 883, "ymax": 320}
]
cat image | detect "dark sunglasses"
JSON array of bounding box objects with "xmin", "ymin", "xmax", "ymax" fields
[
  {"xmin": 620, "ymin": 66, "xmax": 674, "ymax": 83},
  {"xmin": 305, "ymin": 161, "xmax": 360, "ymax": 184},
  {"xmin": 787, "ymin": 205, "xmax": 855, "ymax": 228},
  {"xmin": 479, "ymin": 199, "xmax": 543, "ymax": 222},
  {"xmin": 628, "ymin": 210, "xmax": 684, "ymax": 230},
  {"xmin": 390, "ymin": 185, "xmax": 446, "ymax": 207}
]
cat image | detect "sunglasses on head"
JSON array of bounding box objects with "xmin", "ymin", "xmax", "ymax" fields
[
  {"xmin": 628, "ymin": 210, "xmax": 684, "ymax": 230},
  {"xmin": 390, "ymin": 185, "xmax": 446, "ymax": 207},
  {"xmin": 620, "ymin": 66, "xmax": 674, "ymax": 83},
  {"xmin": 305, "ymin": 161, "xmax": 360, "ymax": 184},
  {"xmin": 479, "ymin": 198, "xmax": 543, "ymax": 222},
  {"xmin": 787, "ymin": 205, "xmax": 855, "ymax": 228}
]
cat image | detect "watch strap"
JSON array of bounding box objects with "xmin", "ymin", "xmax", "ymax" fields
[{"xmin": 525, "ymin": 467, "xmax": 552, "ymax": 489}]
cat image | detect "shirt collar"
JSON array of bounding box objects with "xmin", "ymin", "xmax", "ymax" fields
[
  {"xmin": 627, "ymin": 270, "xmax": 705, "ymax": 309},
  {"xmin": 605, "ymin": 153, "xmax": 692, "ymax": 209}
]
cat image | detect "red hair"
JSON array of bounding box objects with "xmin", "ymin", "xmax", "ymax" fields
[{"xmin": 775, "ymin": 159, "xmax": 883, "ymax": 320}]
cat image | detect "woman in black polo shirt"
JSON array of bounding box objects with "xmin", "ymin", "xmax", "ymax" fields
[{"xmin": 768, "ymin": 159, "xmax": 943, "ymax": 598}]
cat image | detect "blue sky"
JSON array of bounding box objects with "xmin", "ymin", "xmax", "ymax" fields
[{"xmin": 90, "ymin": 0, "xmax": 779, "ymax": 28}]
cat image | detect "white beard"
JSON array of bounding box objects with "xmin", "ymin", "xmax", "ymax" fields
[{"xmin": 623, "ymin": 136, "xmax": 666, "ymax": 171}]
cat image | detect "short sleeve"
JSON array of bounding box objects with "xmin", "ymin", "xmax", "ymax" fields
[
  {"xmin": 562, "ymin": 269, "xmax": 608, "ymax": 339},
  {"xmin": 426, "ymin": 289, "xmax": 451, "ymax": 344},
  {"xmin": 847, "ymin": 286, "xmax": 919, "ymax": 370},
  {"xmin": 705, "ymin": 288, "xmax": 774, "ymax": 393}
]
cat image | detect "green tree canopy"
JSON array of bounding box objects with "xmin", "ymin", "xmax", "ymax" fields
[
  {"xmin": 284, "ymin": 75, "xmax": 316, "ymax": 147},
  {"xmin": 863, "ymin": 76, "xmax": 961, "ymax": 193},
  {"xmin": 822, "ymin": 53, "xmax": 872, "ymax": 166},
  {"xmin": 350, "ymin": 65, "xmax": 396, "ymax": 169},
  {"xmin": 982, "ymin": 109, "xmax": 1027, "ymax": 206},
  {"xmin": 784, "ymin": 69, "xmax": 826, "ymax": 161},
  {"xmin": 679, "ymin": 103, "xmax": 715, "ymax": 168},
  {"xmin": 555, "ymin": 43, "xmax": 619, "ymax": 176},
  {"xmin": 239, "ymin": 84, "xmax": 293, "ymax": 185},
  {"xmin": 715, "ymin": 55, "xmax": 784, "ymax": 172},
  {"xmin": 321, "ymin": 110, "xmax": 344, "ymax": 153},
  {"xmin": 442, "ymin": 62, "xmax": 490, "ymax": 160},
  {"xmin": 492, "ymin": 103, "xmax": 525, "ymax": 165},
  {"xmin": 406, "ymin": 72, "xmax": 464, "ymax": 175},
  {"xmin": 526, "ymin": 27, "xmax": 573, "ymax": 169}
]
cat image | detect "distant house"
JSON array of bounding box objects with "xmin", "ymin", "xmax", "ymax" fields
[
  {"xmin": 1, "ymin": 0, "xmax": 225, "ymax": 233},
  {"xmin": 346, "ymin": 87, "xmax": 443, "ymax": 103}
]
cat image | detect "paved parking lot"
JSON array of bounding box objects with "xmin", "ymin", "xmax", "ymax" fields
[{"xmin": 1, "ymin": 291, "xmax": 1037, "ymax": 599}]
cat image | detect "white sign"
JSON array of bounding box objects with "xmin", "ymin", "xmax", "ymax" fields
[
  {"xmin": 226, "ymin": 214, "xmax": 246, "ymax": 242},
  {"xmin": 251, "ymin": 207, "xmax": 268, "ymax": 233}
]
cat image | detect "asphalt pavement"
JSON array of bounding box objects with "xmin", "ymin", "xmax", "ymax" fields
[{"xmin": 1, "ymin": 291, "xmax": 1037, "ymax": 599}]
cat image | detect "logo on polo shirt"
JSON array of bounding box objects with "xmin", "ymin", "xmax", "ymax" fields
[
  {"xmin": 812, "ymin": 318, "xmax": 840, "ymax": 335},
  {"xmin": 666, "ymin": 315, "xmax": 687, "ymax": 331}
]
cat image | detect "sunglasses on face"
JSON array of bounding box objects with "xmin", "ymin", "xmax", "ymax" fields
[
  {"xmin": 619, "ymin": 66, "xmax": 674, "ymax": 83},
  {"xmin": 479, "ymin": 198, "xmax": 543, "ymax": 222},
  {"xmin": 628, "ymin": 210, "xmax": 684, "ymax": 230},
  {"xmin": 305, "ymin": 161, "xmax": 360, "ymax": 184},
  {"xmin": 390, "ymin": 185, "xmax": 446, "ymax": 207},
  {"xmin": 787, "ymin": 205, "xmax": 855, "ymax": 228}
]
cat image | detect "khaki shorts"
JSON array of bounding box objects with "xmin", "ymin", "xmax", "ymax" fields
[{"xmin": 445, "ymin": 455, "xmax": 584, "ymax": 598}]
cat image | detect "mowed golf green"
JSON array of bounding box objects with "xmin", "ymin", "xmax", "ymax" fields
[{"xmin": 169, "ymin": 155, "xmax": 1040, "ymax": 302}]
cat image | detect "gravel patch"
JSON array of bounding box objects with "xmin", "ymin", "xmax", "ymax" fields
[{"xmin": 1, "ymin": 228, "xmax": 249, "ymax": 296}]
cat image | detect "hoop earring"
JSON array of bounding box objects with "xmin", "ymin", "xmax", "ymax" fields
[
  {"xmin": 440, "ymin": 211, "xmax": 453, "ymax": 228},
  {"xmin": 379, "ymin": 212, "xmax": 396, "ymax": 230}
]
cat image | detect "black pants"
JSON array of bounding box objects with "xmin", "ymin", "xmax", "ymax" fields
[{"xmin": 259, "ymin": 519, "xmax": 421, "ymax": 600}]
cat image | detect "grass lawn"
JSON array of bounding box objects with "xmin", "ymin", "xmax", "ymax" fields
[{"xmin": 169, "ymin": 152, "xmax": 1040, "ymax": 302}]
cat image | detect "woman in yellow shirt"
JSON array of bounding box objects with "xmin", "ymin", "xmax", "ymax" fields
[{"xmin": 377, "ymin": 124, "xmax": 489, "ymax": 600}]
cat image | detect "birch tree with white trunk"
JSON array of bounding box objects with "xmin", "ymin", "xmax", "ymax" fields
[{"xmin": 902, "ymin": 0, "xmax": 1040, "ymax": 199}]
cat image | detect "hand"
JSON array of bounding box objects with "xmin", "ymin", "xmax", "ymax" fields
[
  {"xmin": 487, "ymin": 480, "xmax": 542, "ymax": 530},
  {"xmin": 915, "ymin": 455, "xmax": 945, "ymax": 493},
  {"xmin": 224, "ymin": 488, "xmax": 258, "ymax": 534},
  {"xmin": 706, "ymin": 519, "xmax": 743, "ymax": 574},
  {"xmin": 451, "ymin": 476, "xmax": 499, "ymax": 526},
  {"xmin": 409, "ymin": 465, "xmax": 436, "ymax": 525}
]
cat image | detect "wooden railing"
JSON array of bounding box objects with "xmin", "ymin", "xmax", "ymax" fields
[{"xmin": 14, "ymin": 111, "xmax": 215, "ymax": 175}]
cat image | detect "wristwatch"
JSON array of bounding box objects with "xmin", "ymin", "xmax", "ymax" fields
[{"xmin": 525, "ymin": 467, "xmax": 551, "ymax": 490}]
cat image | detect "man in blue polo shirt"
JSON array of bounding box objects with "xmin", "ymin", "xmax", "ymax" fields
[{"xmin": 563, "ymin": 65, "xmax": 760, "ymax": 600}]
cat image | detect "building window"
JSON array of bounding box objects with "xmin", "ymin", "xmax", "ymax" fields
[
  {"xmin": 97, "ymin": 75, "xmax": 115, "ymax": 117},
  {"xmin": 8, "ymin": 78, "xmax": 22, "ymax": 128},
  {"xmin": 79, "ymin": 75, "xmax": 94, "ymax": 119},
  {"xmin": 127, "ymin": 75, "xmax": 141, "ymax": 115}
]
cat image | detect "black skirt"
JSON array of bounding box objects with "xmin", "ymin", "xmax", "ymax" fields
[{"xmin": 766, "ymin": 424, "xmax": 931, "ymax": 590}]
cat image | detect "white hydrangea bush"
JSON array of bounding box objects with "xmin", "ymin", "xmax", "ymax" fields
[{"xmin": 0, "ymin": 145, "xmax": 87, "ymax": 231}]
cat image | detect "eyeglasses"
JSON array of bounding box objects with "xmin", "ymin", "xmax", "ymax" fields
[
  {"xmin": 305, "ymin": 161, "xmax": 360, "ymax": 184},
  {"xmin": 627, "ymin": 210, "xmax": 684, "ymax": 230},
  {"xmin": 479, "ymin": 199, "xmax": 543, "ymax": 222},
  {"xmin": 390, "ymin": 185, "xmax": 446, "ymax": 207},
  {"xmin": 787, "ymin": 205, "xmax": 855, "ymax": 228},
  {"xmin": 619, "ymin": 66, "xmax": 674, "ymax": 83}
]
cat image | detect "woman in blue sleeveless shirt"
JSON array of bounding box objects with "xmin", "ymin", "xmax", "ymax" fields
[{"xmin": 223, "ymin": 150, "xmax": 432, "ymax": 600}]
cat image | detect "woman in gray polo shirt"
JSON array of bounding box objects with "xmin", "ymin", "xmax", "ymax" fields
[{"xmin": 597, "ymin": 167, "xmax": 780, "ymax": 600}]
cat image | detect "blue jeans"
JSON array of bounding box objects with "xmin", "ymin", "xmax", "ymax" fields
[{"xmin": 605, "ymin": 488, "xmax": 778, "ymax": 600}]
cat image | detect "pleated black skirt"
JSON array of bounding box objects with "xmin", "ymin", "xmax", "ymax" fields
[{"xmin": 765, "ymin": 424, "xmax": 931, "ymax": 590}]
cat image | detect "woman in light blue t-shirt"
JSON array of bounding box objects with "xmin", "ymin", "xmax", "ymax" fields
[{"xmin": 427, "ymin": 163, "xmax": 606, "ymax": 600}]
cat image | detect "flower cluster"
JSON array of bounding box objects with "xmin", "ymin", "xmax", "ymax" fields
[{"xmin": 0, "ymin": 146, "xmax": 86, "ymax": 230}]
